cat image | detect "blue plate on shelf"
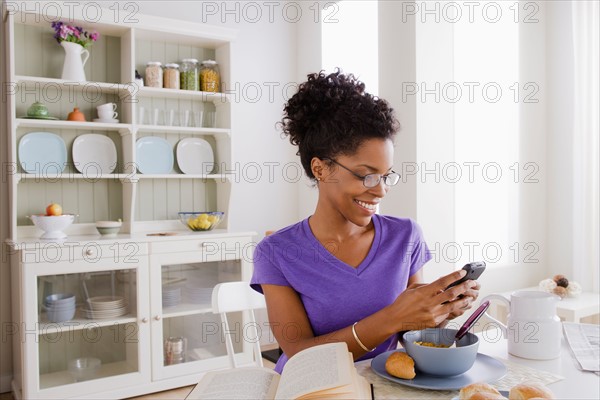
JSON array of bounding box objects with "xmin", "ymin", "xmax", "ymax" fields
[
  {"xmin": 135, "ymin": 136, "xmax": 174, "ymax": 174},
  {"xmin": 370, "ymin": 350, "xmax": 507, "ymax": 391},
  {"xmin": 18, "ymin": 132, "xmax": 67, "ymax": 174}
]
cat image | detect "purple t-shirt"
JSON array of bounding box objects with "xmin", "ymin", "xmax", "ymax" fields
[{"xmin": 250, "ymin": 214, "xmax": 431, "ymax": 373}]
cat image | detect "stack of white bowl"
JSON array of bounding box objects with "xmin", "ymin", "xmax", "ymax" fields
[{"xmin": 44, "ymin": 293, "xmax": 76, "ymax": 323}]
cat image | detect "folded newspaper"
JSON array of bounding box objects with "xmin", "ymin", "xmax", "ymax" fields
[{"xmin": 562, "ymin": 322, "xmax": 600, "ymax": 374}]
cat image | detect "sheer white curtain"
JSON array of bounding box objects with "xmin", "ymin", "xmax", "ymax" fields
[{"xmin": 571, "ymin": 1, "xmax": 600, "ymax": 292}]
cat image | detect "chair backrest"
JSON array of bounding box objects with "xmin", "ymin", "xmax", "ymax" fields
[{"xmin": 212, "ymin": 282, "xmax": 266, "ymax": 368}]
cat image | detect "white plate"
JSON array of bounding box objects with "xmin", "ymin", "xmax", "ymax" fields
[
  {"xmin": 371, "ymin": 350, "xmax": 507, "ymax": 391},
  {"xmin": 18, "ymin": 132, "xmax": 67, "ymax": 174},
  {"xmin": 136, "ymin": 137, "xmax": 174, "ymax": 174},
  {"xmin": 176, "ymin": 138, "xmax": 215, "ymax": 174},
  {"xmin": 72, "ymin": 134, "xmax": 118, "ymax": 174}
]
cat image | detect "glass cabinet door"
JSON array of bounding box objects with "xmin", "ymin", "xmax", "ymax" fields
[
  {"xmin": 28, "ymin": 264, "xmax": 150, "ymax": 396},
  {"xmin": 151, "ymin": 256, "xmax": 249, "ymax": 380}
]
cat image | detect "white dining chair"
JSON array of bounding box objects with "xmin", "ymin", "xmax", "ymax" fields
[{"xmin": 212, "ymin": 281, "xmax": 266, "ymax": 368}]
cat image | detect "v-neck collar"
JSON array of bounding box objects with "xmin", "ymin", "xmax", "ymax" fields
[{"xmin": 303, "ymin": 215, "xmax": 381, "ymax": 276}]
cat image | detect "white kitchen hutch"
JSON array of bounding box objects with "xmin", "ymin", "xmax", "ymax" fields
[{"xmin": 4, "ymin": 5, "xmax": 258, "ymax": 399}]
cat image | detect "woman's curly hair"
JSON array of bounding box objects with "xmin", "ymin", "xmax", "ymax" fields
[{"xmin": 280, "ymin": 70, "xmax": 399, "ymax": 180}]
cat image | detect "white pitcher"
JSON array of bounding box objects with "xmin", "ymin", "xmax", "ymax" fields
[
  {"xmin": 61, "ymin": 41, "xmax": 89, "ymax": 82},
  {"xmin": 482, "ymin": 290, "xmax": 561, "ymax": 360}
]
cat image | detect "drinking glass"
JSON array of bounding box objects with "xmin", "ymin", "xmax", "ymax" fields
[
  {"xmin": 165, "ymin": 109, "xmax": 176, "ymax": 126},
  {"xmin": 180, "ymin": 110, "xmax": 191, "ymax": 127},
  {"xmin": 204, "ymin": 111, "xmax": 216, "ymax": 128},
  {"xmin": 193, "ymin": 111, "xmax": 204, "ymax": 128},
  {"xmin": 138, "ymin": 107, "xmax": 146, "ymax": 125},
  {"xmin": 152, "ymin": 108, "xmax": 161, "ymax": 126}
]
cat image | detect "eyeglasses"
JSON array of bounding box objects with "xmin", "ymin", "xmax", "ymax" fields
[{"xmin": 323, "ymin": 158, "xmax": 401, "ymax": 188}]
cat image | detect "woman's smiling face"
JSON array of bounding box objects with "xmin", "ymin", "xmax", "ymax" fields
[{"xmin": 317, "ymin": 138, "xmax": 395, "ymax": 227}]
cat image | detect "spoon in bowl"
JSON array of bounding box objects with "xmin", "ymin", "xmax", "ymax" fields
[{"xmin": 449, "ymin": 300, "xmax": 491, "ymax": 348}]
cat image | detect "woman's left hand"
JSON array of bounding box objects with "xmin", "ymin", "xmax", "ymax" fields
[{"xmin": 445, "ymin": 280, "xmax": 481, "ymax": 320}]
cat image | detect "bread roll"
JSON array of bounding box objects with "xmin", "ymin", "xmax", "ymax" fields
[
  {"xmin": 460, "ymin": 382, "xmax": 507, "ymax": 400},
  {"xmin": 509, "ymin": 383, "xmax": 555, "ymax": 399},
  {"xmin": 384, "ymin": 351, "xmax": 416, "ymax": 379}
]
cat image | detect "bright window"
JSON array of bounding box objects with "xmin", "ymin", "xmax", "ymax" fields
[{"xmin": 321, "ymin": 1, "xmax": 378, "ymax": 94}]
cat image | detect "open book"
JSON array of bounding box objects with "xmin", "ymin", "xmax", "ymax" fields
[{"xmin": 186, "ymin": 342, "xmax": 372, "ymax": 400}]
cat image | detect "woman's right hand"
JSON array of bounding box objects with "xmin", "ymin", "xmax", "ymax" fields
[{"xmin": 387, "ymin": 269, "xmax": 477, "ymax": 331}]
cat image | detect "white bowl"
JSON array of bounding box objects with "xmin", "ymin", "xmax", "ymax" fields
[
  {"xmin": 45, "ymin": 293, "xmax": 76, "ymax": 305},
  {"xmin": 45, "ymin": 304, "xmax": 76, "ymax": 323},
  {"xmin": 96, "ymin": 220, "xmax": 122, "ymax": 236},
  {"xmin": 29, "ymin": 215, "xmax": 75, "ymax": 239},
  {"xmin": 401, "ymin": 328, "xmax": 479, "ymax": 376},
  {"xmin": 68, "ymin": 357, "xmax": 101, "ymax": 381}
]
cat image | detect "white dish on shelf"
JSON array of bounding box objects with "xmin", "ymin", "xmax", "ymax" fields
[
  {"xmin": 92, "ymin": 118, "xmax": 120, "ymax": 123},
  {"xmin": 136, "ymin": 136, "xmax": 174, "ymax": 174},
  {"xmin": 18, "ymin": 132, "xmax": 67, "ymax": 174},
  {"xmin": 72, "ymin": 134, "xmax": 118, "ymax": 174},
  {"xmin": 176, "ymin": 137, "xmax": 215, "ymax": 174}
]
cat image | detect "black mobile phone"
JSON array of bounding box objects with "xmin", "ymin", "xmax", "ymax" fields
[{"xmin": 445, "ymin": 261, "xmax": 486, "ymax": 290}]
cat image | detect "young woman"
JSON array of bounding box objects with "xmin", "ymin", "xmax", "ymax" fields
[{"xmin": 251, "ymin": 71, "xmax": 480, "ymax": 373}]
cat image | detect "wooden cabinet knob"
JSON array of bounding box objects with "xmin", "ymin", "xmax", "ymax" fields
[
  {"xmin": 154, "ymin": 315, "xmax": 161, "ymax": 321},
  {"xmin": 141, "ymin": 317, "xmax": 148, "ymax": 323}
]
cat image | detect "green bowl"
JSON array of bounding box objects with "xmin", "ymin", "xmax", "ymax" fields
[{"xmin": 27, "ymin": 102, "xmax": 50, "ymax": 117}]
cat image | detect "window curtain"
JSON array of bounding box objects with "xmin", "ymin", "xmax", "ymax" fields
[{"xmin": 571, "ymin": 1, "xmax": 599, "ymax": 292}]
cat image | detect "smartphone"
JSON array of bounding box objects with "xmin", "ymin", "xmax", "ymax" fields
[{"xmin": 445, "ymin": 261, "xmax": 486, "ymax": 291}]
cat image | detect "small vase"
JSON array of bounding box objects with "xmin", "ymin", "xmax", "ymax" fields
[
  {"xmin": 67, "ymin": 107, "xmax": 86, "ymax": 121},
  {"xmin": 61, "ymin": 42, "xmax": 89, "ymax": 82}
]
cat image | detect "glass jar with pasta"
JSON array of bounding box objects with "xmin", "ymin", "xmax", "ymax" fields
[
  {"xmin": 163, "ymin": 63, "xmax": 180, "ymax": 89},
  {"xmin": 200, "ymin": 60, "xmax": 220, "ymax": 92},
  {"xmin": 145, "ymin": 61, "xmax": 163, "ymax": 88}
]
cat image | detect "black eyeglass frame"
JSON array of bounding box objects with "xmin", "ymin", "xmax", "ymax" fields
[{"xmin": 322, "ymin": 158, "xmax": 401, "ymax": 188}]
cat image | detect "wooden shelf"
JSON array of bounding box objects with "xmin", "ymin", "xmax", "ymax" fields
[
  {"xmin": 15, "ymin": 118, "xmax": 132, "ymax": 133},
  {"xmin": 161, "ymin": 303, "xmax": 212, "ymax": 318},
  {"xmin": 17, "ymin": 173, "xmax": 134, "ymax": 182},
  {"xmin": 137, "ymin": 86, "xmax": 230, "ymax": 102},
  {"xmin": 136, "ymin": 125, "xmax": 230, "ymax": 137},
  {"xmin": 38, "ymin": 314, "xmax": 138, "ymax": 334},
  {"xmin": 14, "ymin": 76, "xmax": 134, "ymax": 95},
  {"xmin": 136, "ymin": 174, "xmax": 230, "ymax": 180}
]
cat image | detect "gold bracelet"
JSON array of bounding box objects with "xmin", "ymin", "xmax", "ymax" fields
[{"xmin": 352, "ymin": 322, "xmax": 374, "ymax": 352}]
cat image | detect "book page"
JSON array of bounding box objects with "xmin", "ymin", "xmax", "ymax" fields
[
  {"xmin": 275, "ymin": 343, "xmax": 352, "ymax": 400},
  {"xmin": 187, "ymin": 367, "xmax": 280, "ymax": 400}
]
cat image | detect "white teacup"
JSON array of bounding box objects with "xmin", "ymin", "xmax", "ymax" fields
[
  {"xmin": 97, "ymin": 103, "xmax": 118, "ymax": 120},
  {"xmin": 97, "ymin": 102, "xmax": 117, "ymax": 112},
  {"xmin": 98, "ymin": 109, "xmax": 118, "ymax": 120}
]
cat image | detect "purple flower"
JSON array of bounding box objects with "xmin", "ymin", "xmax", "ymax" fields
[{"xmin": 50, "ymin": 21, "xmax": 99, "ymax": 48}]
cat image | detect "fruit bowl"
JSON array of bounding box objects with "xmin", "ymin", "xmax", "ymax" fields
[
  {"xmin": 28, "ymin": 214, "xmax": 75, "ymax": 239},
  {"xmin": 178, "ymin": 212, "xmax": 224, "ymax": 231}
]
